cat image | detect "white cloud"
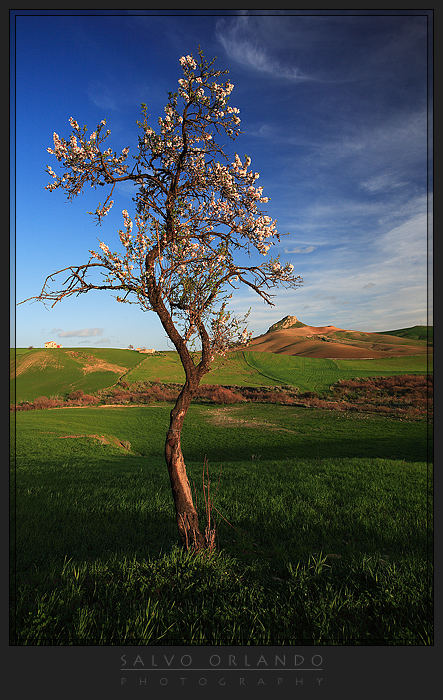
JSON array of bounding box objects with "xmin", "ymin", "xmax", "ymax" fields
[
  {"xmin": 215, "ymin": 15, "xmax": 313, "ymax": 82},
  {"xmin": 314, "ymin": 109, "xmax": 427, "ymax": 182},
  {"xmin": 285, "ymin": 246, "xmax": 316, "ymax": 254},
  {"xmin": 58, "ymin": 328, "xmax": 104, "ymax": 338},
  {"xmin": 360, "ymin": 173, "xmax": 408, "ymax": 194},
  {"xmin": 231, "ymin": 202, "xmax": 430, "ymax": 335},
  {"xmin": 377, "ymin": 212, "xmax": 428, "ymax": 263}
]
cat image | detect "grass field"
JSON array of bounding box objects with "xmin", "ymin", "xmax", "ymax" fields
[
  {"xmin": 127, "ymin": 350, "xmax": 432, "ymax": 391},
  {"xmin": 380, "ymin": 326, "xmax": 433, "ymax": 342},
  {"xmin": 11, "ymin": 403, "xmax": 432, "ymax": 645},
  {"xmin": 241, "ymin": 352, "xmax": 431, "ymax": 392},
  {"xmin": 10, "ymin": 348, "xmax": 145, "ymax": 402},
  {"xmin": 11, "ymin": 347, "xmax": 432, "ymax": 403}
]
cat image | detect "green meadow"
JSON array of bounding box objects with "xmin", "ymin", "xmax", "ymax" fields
[
  {"xmin": 11, "ymin": 402, "xmax": 432, "ymax": 645},
  {"xmin": 379, "ymin": 325, "xmax": 433, "ymax": 342},
  {"xmin": 10, "ymin": 347, "xmax": 145, "ymax": 403},
  {"xmin": 121, "ymin": 350, "xmax": 431, "ymax": 392},
  {"xmin": 10, "ymin": 333, "xmax": 433, "ymax": 645},
  {"xmin": 11, "ymin": 347, "xmax": 431, "ymax": 402},
  {"xmin": 239, "ymin": 351, "xmax": 430, "ymax": 393}
]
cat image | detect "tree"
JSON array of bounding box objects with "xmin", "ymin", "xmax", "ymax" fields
[{"xmin": 24, "ymin": 49, "xmax": 302, "ymax": 550}]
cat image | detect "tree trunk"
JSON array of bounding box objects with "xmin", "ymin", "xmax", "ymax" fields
[
  {"xmin": 165, "ymin": 380, "xmax": 205, "ymax": 551},
  {"xmin": 144, "ymin": 268, "xmax": 212, "ymax": 550}
]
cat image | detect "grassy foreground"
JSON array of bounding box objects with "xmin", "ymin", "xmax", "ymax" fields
[{"xmin": 11, "ymin": 403, "xmax": 432, "ymax": 645}]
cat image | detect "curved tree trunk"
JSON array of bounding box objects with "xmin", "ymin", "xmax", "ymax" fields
[
  {"xmin": 145, "ymin": 260, "xmax": 213, "ymax": 551},
  {"xmin": 165, "ymin": 379, "xmax": 205, "ymax": 550}
]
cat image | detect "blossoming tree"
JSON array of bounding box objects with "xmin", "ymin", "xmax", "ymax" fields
[{"xmin": 27, "ymin": 49, "xmax": 302, "ymax": 550}]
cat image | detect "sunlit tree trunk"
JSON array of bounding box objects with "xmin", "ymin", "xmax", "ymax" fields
[
  {"xmin": 148, "ymin": 274, "xmax": 211, "ymax": 550},
  {"xmin": 165, "ymin": 379, "xmax": 205, "ymax": 550}
]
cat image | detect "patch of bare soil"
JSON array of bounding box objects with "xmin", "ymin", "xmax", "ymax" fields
[
  {"xmin": 66, "ymin": 351, "xmax": 127, "ymax": 375},
  {"xmin": 207, "ymin": 407, "xmax": 295, "ymax": 433},
  {"xmin": 13, "ymin": 351, "xmax": 62, "ymax": 378},
  {"xmin": 58, "ymin": 433, "xmax": 132, "ymax": 451}
]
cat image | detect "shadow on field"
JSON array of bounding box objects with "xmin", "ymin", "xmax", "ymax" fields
[
  {"xmin": 17, "ymin": 487, "xmax": 428, "ymax": 572},
  {"xmin": 15, "ymin": 471, "xmax": 180, "ymax": 574},
  {"xmin": 15, "ymin": 436, "xmax": 430, "ymax": 580},
  {"xmin": 182, "ymin": 430, "xmax": 430, "ymax": 464},
  {"xmin": 214, "ymin": 514, "xmax": 430, "ymax": 567}
]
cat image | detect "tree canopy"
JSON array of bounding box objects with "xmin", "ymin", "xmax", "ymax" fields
[{"xmin": 37, "ymin": 49, "xmax": 301, "ymax": 369}]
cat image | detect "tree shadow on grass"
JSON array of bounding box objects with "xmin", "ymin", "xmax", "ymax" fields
[
  {"xmin": 14, "ymin": 476, "xmax": 179, "ymax": 577},
  {"xmin": 182, "ymin": 430, "xmax": 430, "ymax": 464},
  {"xmin": 13, "ymin": 451, "xmax": 431, "ymax": 646},
  {"xmin": 214, "ymin": 513, "xmax": 430, "ymax": 572},
  {"xmin": 13, "ymin": 411, "xmax": 431, "ymax": 580}
]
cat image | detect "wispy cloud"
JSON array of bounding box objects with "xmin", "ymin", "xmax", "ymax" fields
[
  {"xmin": 93, "ymin": 337, "xmax": 111, "ymax": 345},
  {"xmin": 87, "ymin": 81, "xmax": 118, "ymax": 111},
  {"xmin": 312, "ymin": 109, "xmax": 427, "ymax": 183},
  {"xmin": 57, "ymin": 328, "xmax": 104, "ymax": 338},
  {"xmin": 360, "ymin": 173, "xmax": 408, "ymax": 194},
  {"xmin": 117, "ymin": 180, "xmax": 139, "ymax": 198},
  {"xmin": 215, "ymin": 15, "xmax": 313, "ymax": 82},
  {"xmin": 232, "ymin": 200, "xmax": 430, "ymax": 334},
  {"xmin": 285, "ymin": 245, "xmax": 316, "ymax": 254}
]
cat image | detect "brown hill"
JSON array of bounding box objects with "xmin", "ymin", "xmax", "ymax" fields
[{"xmin": 245, "ymin": 318, "xmax": 429, "ymax": 359}]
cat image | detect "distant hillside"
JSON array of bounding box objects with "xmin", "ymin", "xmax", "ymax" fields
[
  {"xmin": 246, "ymin": 316, "xmax": 431, "ymax": 359},
  {"xmin": 10, "ymin": 320, "xmax": 433, "ymax": 403},
  {"xmin": 10, "ymin": 348, "xmax": 431, "ymax": 402},
  {"xmin": 381, "ymin": 326, "xmax": 433, "ymax": 342}
]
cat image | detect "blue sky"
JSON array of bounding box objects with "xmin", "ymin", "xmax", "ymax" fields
[{"xmin": 11, "ymin": 9, "xmax": 433, "ymax": 349}]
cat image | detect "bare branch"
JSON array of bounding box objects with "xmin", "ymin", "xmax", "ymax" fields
[{"xmin": 19, "ymin": 262, "xmax": 132, "ymax": 309}]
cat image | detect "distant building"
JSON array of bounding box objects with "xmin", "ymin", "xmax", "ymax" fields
[
  {"xmin": 138, "ymin": 348, "xmax": 155, "ymax": 354},
  {"xmin": 44, "ymin": 341, "xmax": 62, "ymax": 348}
]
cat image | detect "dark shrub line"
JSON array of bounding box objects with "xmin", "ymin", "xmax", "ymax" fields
[{"xmin": 11, "ymin": 375, "xmax": 431, "ymax": 419}]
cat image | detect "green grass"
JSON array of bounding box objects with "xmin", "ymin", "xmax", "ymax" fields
[
  {"xmin": 11, "ymin": 403, "xmax": 432, "ymax": 645},
  {"xmin": 242, "ymin": 351, "xmax": 431, "ymax": 392},
  {"xmin": 381, "ymin": 326, "xmax": 433, "ymax": 342},
  {"xmin": 10, "ymin": 347, "xmax": 145, "ymax": 402},
  {"xmin": 124, "ymin": 350, "xmax": 431, "ymax": 393},
  {"xmin": 268, "ymin": 318, "xmax": 306, "ymax": 331},
  {"xmin": 123, "ymin": 349, "xmax": 278, "ymax": 386},
  {"xmin": 123, "ymin": 351, "xmax": 188, "ymax": 384},
  {"xmin": 11, "ymin": 347, "xmax": 432, "ymax": 402}
]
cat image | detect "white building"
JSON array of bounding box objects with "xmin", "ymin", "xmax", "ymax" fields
[{"xmin": 44, "ymin": 341, "xmax": 62, "ymax": 348}]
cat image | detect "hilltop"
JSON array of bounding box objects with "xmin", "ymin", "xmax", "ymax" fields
[
  {"xmin": 246, "ymin": 317, "xmax": 431, "ymax": 359},
  {"xmin": 267, "ymin": 315, "xmax": 307, "ymax": 332}
]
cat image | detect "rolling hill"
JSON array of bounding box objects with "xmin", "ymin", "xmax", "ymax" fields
[
  {"xmin": 10, "ymin": 318, "xmax": 432, "ymax": 403},
  {"xmin": 245, "ymin": 316, "xmax": 431, "ymax": 359},
  {"xmin": 11, "ymin": 347, "xmax": 431, "ymax": 404},
  {"xmin": 10, "ymin": 348, "xmax": 146, "ymax": 403},
  {"xmin": 380, "ymin": 325, "xmax": 433, "ymax": 342}
]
